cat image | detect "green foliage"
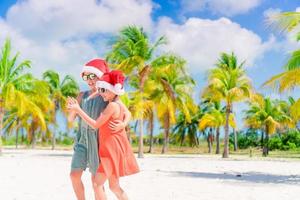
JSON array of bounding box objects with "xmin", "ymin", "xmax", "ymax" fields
[
  {"xmin": 229, "ymin": 129, "xmax": 260, "ymax": 149},
  {"xmin": 268, "ymin": 135, "xmax": 283, "ymax": 150},
  {"xmin": 268, "ymin": 130, "xmax": 300, "ymax": 150}
]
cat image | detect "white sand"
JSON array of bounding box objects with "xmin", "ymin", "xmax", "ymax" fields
[{"xmin": 1, "ymin": 149, "xmax": 300, "ymax": 200}]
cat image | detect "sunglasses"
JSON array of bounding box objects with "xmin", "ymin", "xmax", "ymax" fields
[
  {"xmin": 82, "ymin": 73, "xmax": 97, "ymax": 81},
  {"xmin": 98, "ymin": 88, "xmax": 107, "ymax": 93}
]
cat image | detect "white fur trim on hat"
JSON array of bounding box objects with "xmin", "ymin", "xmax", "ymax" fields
[
  {"xmin": 81, "ymin": 66, "xmax": 104, "ymax": 78},
  {"xmin": 96, "ymin": 81, "xmax": 125, "ymax": 95}
]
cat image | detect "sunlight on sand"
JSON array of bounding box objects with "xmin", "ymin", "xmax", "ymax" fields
[{"xmin": 1, "ymin": 149, "xmax": 300, "ymax": 200}]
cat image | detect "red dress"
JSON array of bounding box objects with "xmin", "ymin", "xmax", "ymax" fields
[{"xmin": 97, "ymin": 102, "xmax": 139, "ymax": 178}]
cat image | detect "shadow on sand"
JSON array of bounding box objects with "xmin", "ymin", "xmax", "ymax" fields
[
  {"xmin": 35, "ymin": 153, "xmax": 72, "ymax": 157},
  {"xmin": 162, "ymin": 170, "xmax": 300, "ymax": 185}
]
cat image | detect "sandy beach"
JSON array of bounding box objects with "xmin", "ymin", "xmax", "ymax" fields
[{"xmin": 1, "ymin": 149, "xmax": 300, "ymax": 200}]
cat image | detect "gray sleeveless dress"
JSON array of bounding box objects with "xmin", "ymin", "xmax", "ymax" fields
[{"xmin": 71, "ymin": 91, "xmax": 108, "ymax": 175}]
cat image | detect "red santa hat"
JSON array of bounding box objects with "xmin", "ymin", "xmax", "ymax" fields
[
  {"xmin": 96, "ymin": 70, "xmax": 125, "ymax": 95},
  {"xmin": 81, "ymin": 58, "xmax": 110, "ymax": 78}
]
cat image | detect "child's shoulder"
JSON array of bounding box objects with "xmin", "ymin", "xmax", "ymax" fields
[{"xmin": 107, "ymin": 101, "xmax": 120, "ymax": 110}]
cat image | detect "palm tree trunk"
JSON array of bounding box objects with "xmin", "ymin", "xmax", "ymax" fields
[
  {"xmin": 207, "ymin": 136, "xmax": 212, "ymax": 153},
  {"xmin": 207, "ymin": 128, "xmax": 213, "ymax": 153},
  {"xmin": 216, "ymin": 127, "xmax": 220, "ymax": 154},
  {"xmin": 0, "ymin": 98, "xmax": 3, "ymax": 155},
  {"xmin": 137, "ymin": 65, "xmax": 151, "ymax": 158},
  {"xmin": 138, "ymin": 119, "xmax": 144, "ymax": 158},
  {"xmin": 162, "ymin": 113, "xmax": 170, "ymax": 154},
  {"xmin": 263, "ymin": 125, "xmax": 269, "ymax": 156},
  {"xmin": 260, "ymin": 128, "xmax": 264, "ymax": 148},
  {"xmin": 233, "ymin": 128, "xmax": 238, "ymax": 151},
  {"xmin": 15, "ymin": 126, "xmax": 19, "ymax": 149},
  {"xmin": 31, "ymin": 131, "xmax": 36, "ymax": 149},
  {"xmin": 148, "ymin": 113, "xmax": 154, "ymax": 153},
  {"xmin": 223, "ymin": 104, "xmax": 231, "ymax": 158},
  {"xmin": 51, "ymin": 130, "xmax": 56, "ymax": 150},
  {"xmin": 30, "ymin": 121, "xmax": 36, "ymax": 149},
  {"xmin": 52, "ymin": 108, "xmax": 58, "ymax": 150},
  {"xmin": 21, "ymin": 128, "xmax": 25, "ymax": 145}
]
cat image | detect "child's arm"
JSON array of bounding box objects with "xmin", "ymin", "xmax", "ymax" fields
[
  {"xmin": 67, "ymin": 92, "xmax": 84, "ymax": 123},
  {"xmin": 68, "ymin": 97, "xmax": 116, "ymax": 129},
  {"xmin": 109, "ymin": 101, "xmax": 131, "ymax": 133}
]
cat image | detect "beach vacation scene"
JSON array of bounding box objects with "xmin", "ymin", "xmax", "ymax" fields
[{"xmin": 1, "ymin": 0, "xmax": 300, "ymax": 200}]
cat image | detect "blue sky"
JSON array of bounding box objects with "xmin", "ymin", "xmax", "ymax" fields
[{"xmin": 0, "ymin": 0, "xmax": 299, "ymax": 133}]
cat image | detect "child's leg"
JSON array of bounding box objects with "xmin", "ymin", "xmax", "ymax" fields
[
  {"xmin": 70, "ymin": 170, "xmax": 85, "ymax": 200},
  {"xmin": 93, "ymin": 172, "xmax": 108, "ymax": 200},
  {"xmin": 108, "ymin": 175, "xmax": 129, "ymax": 200}
]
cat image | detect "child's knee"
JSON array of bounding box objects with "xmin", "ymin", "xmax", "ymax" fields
[
  {"xmin": 109, "ymin": 182, "xmax": 120, "ymax": 193},
  {"xmin": 92, "ymin": 181, "xmax": 103, "ymax": 189},
  {"xmin": 92, "ymin": 178, "xmax": 103, "ymax": 188},
  {"xmin": 70, "ymin": 171, "xmax": 81, "ymax": 182}
]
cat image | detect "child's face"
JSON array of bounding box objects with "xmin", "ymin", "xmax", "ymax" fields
[
  {"xmin": 82, "ymin": 72, "xmax": 99, "ymax": 90},
  {"xmin": 98, "ymin": 88, "xmax": 117, "ymax": 102}
]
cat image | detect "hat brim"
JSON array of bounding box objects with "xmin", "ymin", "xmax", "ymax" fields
[
  {"xmin": 96, "ymin": 81, "xmax": 125, "ymax": 95},
  {"xmin": 81, "ymin": 66, "xmax": 104, "ymax": 78}
]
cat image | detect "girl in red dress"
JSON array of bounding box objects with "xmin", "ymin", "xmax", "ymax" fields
[{"xmin": 68, "ymin": 70, "xmax": 139, "ymax": 200}]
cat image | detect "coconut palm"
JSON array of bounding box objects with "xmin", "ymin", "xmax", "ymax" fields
[
  {"xmin": 106, "ymin": 26, "xmax": 195, "ymax": 156},
  {"xmin": 121, "ymin": 90, "xmax": 155, "ymax": 151},
  {"xmin": 264, "ymin": 11, "xmax": 300, "ymax": 113},
  {"xmin": 3, "ymin": 75, "xmax": 53, "ymax": 148},
  {"xmin": 244, "ymin": 95, "xmax": 294, "ymax": 156},
  {"xmin": 173, "ymin": 110, "xmax": 200, "ymax": 147},
  {"xmin": 42, "ymin": 70, "xmax": 79, "ymax": 150},
  {"xmin": 199, "ymin": 100, "xmax": 236, "ymax": 154},
  {"xmin": 203, "ymin": 52, "xmax": 252, "ymax": 158},
  {"xmin": 145, "ymin": 108, "xmax": 155, "ymax": 153},
  {"xmin": 263, "ymin": 66, "xmax": 300, "ymax": 91},
  {"xmin": 3, "ymin": 109, "xmax": 27, "ymax": 148},
  {"xmin": 106, "ymin": 26, "xmax": 167, "ymax": 158},
  {"xmin": 264, "ymin": 11, "xmax": 300, "ymax": 86},
  {"xmin": 0, "ymin": 39, "xmax": 31, "ymax": 154},
  {"xmin": 148, "ymin": 57, "xmax": 196, "ymax": 154},
  {"xmin": 267, "ymin": 11, "xmax": 300, "ymax": 41}
]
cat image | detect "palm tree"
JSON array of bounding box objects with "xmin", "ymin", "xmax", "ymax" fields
[
  {"xmin": 146, "ymin": 108, "xmax": 155, "ymax": 153},
  {"xmin": 288, "ymin": 97, "xmax": 300, "ymax": 128},
  {"xmin": 203, "ymin": 52, "xmax": 252, "ymax": 158},
  {"xmin": 244, "ymin": 95, "xmax": 294, "ymax": 156},
  {"xmin": 107, "ymin": 26, "xmax": 167, "ymax": 158},
  {"xmin": 107, "ymin": 26, "xmax": 195, "ymax": 156},
  {"xmin": 0, "ymin": 39, "xmax": 31, "ymax": 154},
  {"xmin": 3, "ymin": 77, "xmax": 53, "ymax": 148},
  {"xmin": 42, "ymin": 70, "xmax": 79, "ymax": 150},
  {"xmin": 267, "ymin": 11, "xmax": 300, "ymax": 41},
  {"xmin": 173, "ymin": 110, "xmax": 200, "ymax": 147},
  {"xmin": 121, "ymin": 91, "xmax": 155, "ymax": 150},
  {"xmin": 149, "ymin": 57, "xmax": 196, "ymax": 154},
  {"xmin": 264, "ymin": 11, "xmax": 300, "ymax": 114},
  {"xmin": 199, "ymin": 100, "xmax": 236, "ymax": 154}
]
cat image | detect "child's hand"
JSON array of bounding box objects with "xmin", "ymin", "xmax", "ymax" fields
[
  {"xmin": 67, "ymin": 97, "xmax": 80, "ymax": 112},
  {"xmin": 109, "ymin": 120, "xmax": 126, "ymax": 133}
]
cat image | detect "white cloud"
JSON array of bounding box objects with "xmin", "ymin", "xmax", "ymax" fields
[
  {"xmin": 263, "ymin": 8, "xmax": 281, "ymax": 18},
  {"xmin": 6, "ymin": 0, "xmax": 153, "ymax": 41},
  {"xmin": 181, "ymin": 0, "xmax": 262, "ymax": 16},
  {"xmin": 156, "ymin": 17, "xmax": 275, "ymax": 73},
  {"xmin": 0, "ymin": 0, "xmax": 154, "ymax": 82}
]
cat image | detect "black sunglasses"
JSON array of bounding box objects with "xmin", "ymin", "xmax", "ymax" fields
[
  {"xmin": 82, "ymin": 73, "xmax": 97, "ymax": 81},
  {"xmin": 98, "ymin": 88, "xmax": 107, "ymax": 93}
]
